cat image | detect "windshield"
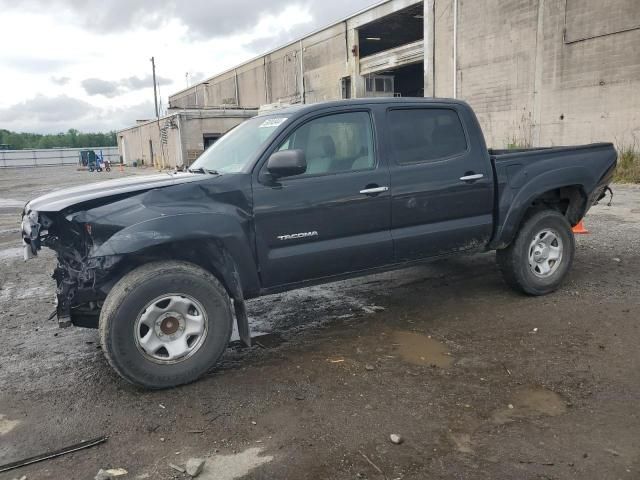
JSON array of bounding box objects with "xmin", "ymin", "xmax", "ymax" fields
[{"xmin": 190, "ymin": 116, "xmax": 288, "ymax": 173}]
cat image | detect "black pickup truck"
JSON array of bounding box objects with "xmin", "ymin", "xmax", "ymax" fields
[{"xmin": 21, "ymin": 98, "xmax": 616, "ymax": 388}]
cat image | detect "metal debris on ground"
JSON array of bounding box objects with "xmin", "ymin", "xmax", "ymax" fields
[
  {"xmin": 359, "ymin": 450, "xmax": 386, "ymax": 478},
  {"xmin": 168, "ymin": 463, "xmax": 185, "ymax": 473},
  {"xmin": 185, "ymin": 458, "xmax": 205, "ymax": 477},
  {"xmin": 0, "ymin": 436, "xmax": 108, "ymax": 474},
  {"xmin": 95, "ymin": 468, "xmax": 128, "ymax": 480},
  {"xmin": 362, "ymin": 305, "xmax": 386, "ymax": 314}
]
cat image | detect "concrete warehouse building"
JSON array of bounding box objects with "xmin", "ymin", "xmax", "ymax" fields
[
  {"xmin": 118, "ymin": 0, "xmax": 640, "ymax": 167},
  {"xmin": 117, "ymin": 109, "xmax": 256, "ymax": 168}
]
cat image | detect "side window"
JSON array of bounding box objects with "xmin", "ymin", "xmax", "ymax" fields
[
  {"xmin": 277, "ymin": 111, "xmax": 375, "ymax": 177},
  {"xmin": 388, "ymin": 108, "xmax": 468, "ymax": 165}
]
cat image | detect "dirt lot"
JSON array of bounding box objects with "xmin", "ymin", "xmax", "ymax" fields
[{"xmin": 1, "ymin": 166, "xmax": 638, "ymax": 480}]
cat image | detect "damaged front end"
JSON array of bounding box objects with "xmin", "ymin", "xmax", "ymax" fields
[{"xmin": 22, "ymin": 208, "xmax": 123, "ymax": 328}]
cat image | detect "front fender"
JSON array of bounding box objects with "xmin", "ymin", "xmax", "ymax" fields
[{"xmin": 90, "ymin": 212, "xmax": 260, "ymax": 298}]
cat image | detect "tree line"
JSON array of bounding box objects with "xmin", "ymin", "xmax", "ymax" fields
[{"xmin": 0, "ymin": 129, "xmax": 117, "ymax": 150}]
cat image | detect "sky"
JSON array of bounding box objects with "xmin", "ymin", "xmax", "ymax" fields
[{"xmin": 0, "ymin": 0, "xmax": 379, "ymax": 134}]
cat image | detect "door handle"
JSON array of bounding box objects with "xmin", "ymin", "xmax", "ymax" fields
[
  {"xmin": 459, "ymin": 173, "xmax": 484, "ymax": 182},
  {"xmin": 359, "ymin": 186, "xmax": 389, "ymax": 195}
]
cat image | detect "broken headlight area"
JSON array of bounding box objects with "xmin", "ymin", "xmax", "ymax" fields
[
  {"xmin": 54, "ymin": 254, "xmax": 123, "ymax": 328},
  {"xmin": 21, "ymin": 209, "xmax": 52, "ymax": 260},
  {"xmin": 22, "ymin": 209, "xmax": 123, "ymax": 328}
]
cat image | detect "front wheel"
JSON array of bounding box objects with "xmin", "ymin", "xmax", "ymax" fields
[
  {"xmin": 99, "ymin": 261, "xmax": 233, "ymax": 389},
  {"xmin": 496, "ymin": 209, "xmax": 575, "ymax": 295}
]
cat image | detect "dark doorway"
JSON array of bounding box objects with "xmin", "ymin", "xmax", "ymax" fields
[
  {"xmin": 203, "ymin": 134, "xmax": 221, "ymax": 150},
  {"xmin": 341, "ymin": 77, "xmax": 352, "ymax": 99},
  {"xmin": 148, "ymin": 140, "xmax": 154, "ymax": 165},
  {"xmin": 365, "ymin": 63, "xmax": 424, "ymax": 98},
  {"xmin": 388, "ymin": 62, "xmax": 424, "ymax": 98}
]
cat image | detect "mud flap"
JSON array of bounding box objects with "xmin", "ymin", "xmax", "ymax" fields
[{"xmin": 233, "ymin": 299, "xmax": 251, "ymax": 348}]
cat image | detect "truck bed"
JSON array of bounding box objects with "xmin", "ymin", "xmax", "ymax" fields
[
  {"xmin": 489, "ymin": 142, "xmax": 613, "ymax": 161},
  {"xmin": 488, "ymin": 142, "xmax": 617, "ymax": 249}
]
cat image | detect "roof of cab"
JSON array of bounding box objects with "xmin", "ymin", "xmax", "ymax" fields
[{"xmin": 257, "ymin": 97, "xmax": 470, "ymax": 117}]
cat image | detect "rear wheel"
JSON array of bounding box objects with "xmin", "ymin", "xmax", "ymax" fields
[
  {"xmin": 496, "ymin": 209, "xmax": 575, "ymax": 295},
  {"xmin": 99, "ymin": 261, "xmax": 232, "ymax": 389}
]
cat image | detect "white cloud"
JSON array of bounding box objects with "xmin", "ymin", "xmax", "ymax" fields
[
  {"xmin": 51, "ymin": 76, "xmax": 71, "ymax": 86},
  {"xmin": 0, "ymin": 95, "xmax": 156, "ymax": 133},
  {"xmin": 0, "ymin": 0, "xmax": 378, "ymax": 133},
  {"xmin": 81, "ymin": 75, "xmax": 173, "ymax": 98}
]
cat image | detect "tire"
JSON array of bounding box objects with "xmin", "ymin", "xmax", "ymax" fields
[
  {"xmin": 496, "ymin": 209, "xmax": 575, "ymax": 296},
  {"xmin": 99, "ymin": 261, "xmax": 233, "ymax": 389}
]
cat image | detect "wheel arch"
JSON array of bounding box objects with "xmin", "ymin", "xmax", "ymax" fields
[
  {"xmin": 492, "ymin": 183, "xmax": 588, "ymax": 249},
  {"xmin": 127, "ymin": 239, "xmax": 253, "ymax": 301},
  {"xmin": 89, "ymin": 212, "xmax": 261, "ymax": 300},
  {"xmin": 99, "ymin": 238, "xmax": 255, "ymax": 347}
]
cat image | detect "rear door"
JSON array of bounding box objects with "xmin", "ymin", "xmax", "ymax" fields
[
  {"xmin": 252, "ymin": 108, "xmax": 392, "ymax": 289},
  {"xmin": 386, "ymin": 105, "xmax": 494, "ymax": 261}
]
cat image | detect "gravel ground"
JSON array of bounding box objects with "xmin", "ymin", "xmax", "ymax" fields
[{"xmin": 0, "ymin": 166, "xmax": 638, "ymax": 480}]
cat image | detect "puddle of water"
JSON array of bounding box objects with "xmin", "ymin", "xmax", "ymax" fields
[
  {"xmin": 392, "ymin": 331, "xmax": 453, "ymax": 368},
  {"xmin": 493, "ymin": 386, "xmax": 567, "ymax": 424},
  {"xmin": 0, "ymin": 247, "xmax": 23, "ymax": 261},
  {"xmin": 0, "ymin": 198, "xmax": 26, "ymax": 209},
  {"xmin": 0, "ymin": 283, "xmax": 52, "ymax": 302},
  {"xmin": 0, "ymin": 414, "xmax": 20, "ymax": 435},
  {"xmin": 199, "ymin": 447, "xmax": 273, "ymax": 480}
]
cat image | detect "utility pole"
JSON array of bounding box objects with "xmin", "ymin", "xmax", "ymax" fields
[
  {"xmin": 150, "ymin": 56, "xmax": 165, "ymax": 170},
  {"xmin": 150, "ymin": 56, "xmax": 159, "ymax": 119}
]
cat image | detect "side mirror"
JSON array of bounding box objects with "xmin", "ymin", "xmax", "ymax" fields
[{"xmin": 267, "ymin": 149, "xmax": 306, "ymax": 178}]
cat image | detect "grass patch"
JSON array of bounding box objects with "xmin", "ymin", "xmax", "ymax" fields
[{"xmin": 614, "ymin": 141, "xmax": 640, "ymax": 184}]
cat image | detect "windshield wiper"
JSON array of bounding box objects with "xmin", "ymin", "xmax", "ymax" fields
[{"xmin": 187, "ymin": 167, "xmax": 220, "ymax": 175}]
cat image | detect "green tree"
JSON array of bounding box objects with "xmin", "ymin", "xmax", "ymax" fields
[{"xmin": 0, "ymin": 129, "xmax": 118, "ymax": 149}]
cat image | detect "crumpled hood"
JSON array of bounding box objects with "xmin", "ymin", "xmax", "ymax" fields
[{"xmin": 25, "ymin": 172, "xmax": 208, "ymax": 213}]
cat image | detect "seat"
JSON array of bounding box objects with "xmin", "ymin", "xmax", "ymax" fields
[
  {"xmin": 351, "ymin": 145, "xmax": 374, "ymax": 170},
  {"xmin": 306, "ymin": 135, "xmax": 336, "ymax": 174}
]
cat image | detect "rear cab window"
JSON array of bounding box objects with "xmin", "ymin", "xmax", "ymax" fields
[{"xmin": 387, "ymin": 108, "xmax": 468, "ymax": 165}]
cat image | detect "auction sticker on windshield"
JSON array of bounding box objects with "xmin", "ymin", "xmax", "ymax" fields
[{"xmin": 259, "ymin": 118, "xmax": 287, "ymax": 128}]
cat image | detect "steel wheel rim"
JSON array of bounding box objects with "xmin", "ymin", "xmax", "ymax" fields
[
  {"xmin": 134, "ymin": 293, "xmax": 208, "ymax": 364},
  {"xmin": 528, "ymin": 228, "xmax": 563, "ymax": 278}
]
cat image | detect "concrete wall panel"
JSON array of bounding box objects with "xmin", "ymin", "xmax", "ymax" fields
[
  {"xmin": 165, "ymin": 0, "xmax": 638, "ymax": 151},
  {"xmin": 303, "ymin": 25, "xmax": 349, "ymax": 103},
  {"xmin": 118, "ymin": 113, "xmax": 254, "ymax": 168}
]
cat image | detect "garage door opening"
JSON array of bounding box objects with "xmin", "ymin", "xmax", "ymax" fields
[
  {"xmin": 203, "ymin": 134, "xmax": 221, "ymax": 150},
  {"xmin": 358, "ymin": 3, "xmax": 424, "ymax": 57},
  {"xmin": 364, "ymin": 62, "xmax": 424, "ymax": 98},
  {"xmin": 357, "ymin": 3, "xmax": 424, "ymax": 98}
]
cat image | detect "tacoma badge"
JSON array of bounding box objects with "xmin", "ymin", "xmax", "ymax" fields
[{"xmin": 277, "ymin": 231, "xmax": 318, "ymax": 241}]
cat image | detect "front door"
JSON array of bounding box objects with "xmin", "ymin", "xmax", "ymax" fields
[
  {"xmin": 253, "ymin": 109, "xmax": 392, "ymax": 289},
  {"xmin": 386, "ymin": 106, "xmax": 494, "ymax": 261}
]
